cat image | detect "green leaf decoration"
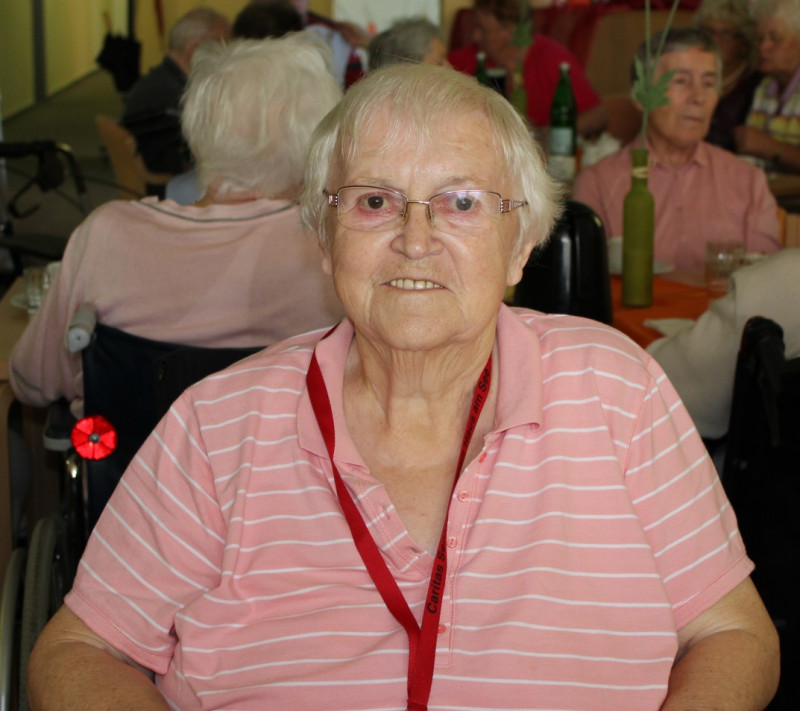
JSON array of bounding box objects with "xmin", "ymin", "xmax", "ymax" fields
[
  {"xmin": 631, "ymin": 60, "xmax": 674, "ymax": 111},
  {"xmin": 632, "ymin": 0, "xmax": 683, "ymax": 148}
]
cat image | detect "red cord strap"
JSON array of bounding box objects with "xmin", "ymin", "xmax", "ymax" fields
[{"xmin": 307, "ymin": 339, "xmax": 491, "ymax": 710}]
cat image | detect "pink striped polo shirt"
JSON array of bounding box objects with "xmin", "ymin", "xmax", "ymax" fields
[{"xmin": 66, "ymin": 306, "xmax": 752, "ymax": 710}]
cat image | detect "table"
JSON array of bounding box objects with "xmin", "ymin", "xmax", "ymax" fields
[
  {"xmin": 611, "ymin": 275, "xmax": 710, "ymax": 348},
  {"xmin": 767, "ymin": 172, "xmax": 800, "ymax": 200},
  {"xmin": 0, "ymin": 278, "xmax": 30, "ymax": 575}
]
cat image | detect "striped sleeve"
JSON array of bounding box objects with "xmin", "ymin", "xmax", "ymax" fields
[
  {"xmin": 619, "ymin": 349, "xmax": 751, "ymax": 628},
  {"xmin": 65, "ymin": 392, "xmax": 228, "ymax": 673}
]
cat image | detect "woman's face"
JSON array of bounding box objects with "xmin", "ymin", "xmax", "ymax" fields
[
  {"xmin": 700, "ymin": 20, "xmax": 749, "ymax": 68},
  {"xmin": 756, "ymin": 17, "xmax": 800, "ymax": 79},
  {"xmin": 474, "ymin": 10, "xmax": 515, "ymax": 57},
  {"xmin": 322, "ymin": 110, "xmax": 531, "ymax": 354}
]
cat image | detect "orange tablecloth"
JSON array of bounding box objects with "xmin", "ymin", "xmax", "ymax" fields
[{"xmin": 611, "ymin": 276, "xmax": 710, "ymax": 348}]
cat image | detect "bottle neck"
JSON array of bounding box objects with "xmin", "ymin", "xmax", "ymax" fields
[
  {"xmin": 631, "ymin": 164, "xmax": 648, "ymax": 185},
  {"xmin": 630, "ymin": 149, "xmax": 649, "ymax": 186}
]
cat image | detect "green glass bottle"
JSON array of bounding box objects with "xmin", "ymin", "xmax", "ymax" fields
[
  {"xmin": 622, "ymin": 148, "xmax": 655, "ymax": 307},
  {"xmin": 475, "ymin": 51, "xmax": 489, "ymax": 87},
  {"xmin": 548, "ymin": 62, "xmax": 577, "ymax": 182}
]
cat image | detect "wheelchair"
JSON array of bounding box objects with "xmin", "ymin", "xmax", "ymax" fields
[
  {"xmin": 721, "ymin": 316, "xmax": 800, "ymax": 710},
  {"xmin": 0, "ymin": 305, "xmax": 263, "ymax": 710}
]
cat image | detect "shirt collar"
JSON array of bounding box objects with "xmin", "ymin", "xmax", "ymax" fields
[
  {"xmin": 646, "ymin": 137, "xmax": 709, "ymax": 170},
  {"xmin": 297, "ymin": 306, "xmax": 544, "ymax": 464}
]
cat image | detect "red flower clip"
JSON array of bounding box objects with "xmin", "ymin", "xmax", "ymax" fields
[{"xmin": 71, "ymin": 415, "xmax": 118, "ymax": 460}]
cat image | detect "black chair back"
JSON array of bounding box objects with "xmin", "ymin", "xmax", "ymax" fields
[
  {"xmin": 721, "ymin": 316, "xmax": 800, "ymax": 710},
  {"xmin": 80, "ymin": 323, "xmax": 262, "ymax": 528},
  {"xmin": 513, "ymin": 200, "xmax": 613, "ymax": 325}
]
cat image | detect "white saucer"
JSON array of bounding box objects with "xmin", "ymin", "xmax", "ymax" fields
[
  {"xmin": 10, "ymin": 293, "xmax": 29, "ymax": 311},
  {"xmin": 608, "ymin": 261, "xmax": 674, "ymax": 277}
]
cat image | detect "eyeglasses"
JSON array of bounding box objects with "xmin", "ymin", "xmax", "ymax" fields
[{"xmin": 326, "ymin": 185, "xmax": 528, "ymax": 236}]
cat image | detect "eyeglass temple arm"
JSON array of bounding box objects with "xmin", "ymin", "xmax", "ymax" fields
[{"xmin": 500, "ymin": 199, "xmax": 528, "ymax": 213}]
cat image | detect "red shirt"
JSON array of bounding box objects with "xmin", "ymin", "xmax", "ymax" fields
[{"xmin": 448, "ymin": 34, "xmax": 601, "ymax": 127}]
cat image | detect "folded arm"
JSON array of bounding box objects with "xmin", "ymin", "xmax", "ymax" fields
[
  {"xmin": 661, "ymin": 577, "xmax": 780, "ymax": 710},
  {"xmin": 735, "ymin": 125, "xmax": 800, "ymax": 173},
  {"xmin": 577, "ymin": 103, "xmax": 609, "ymax": 139},
  {"xmin": 27, "ymin": 605, "xmax": 169, "ymax": 711}
]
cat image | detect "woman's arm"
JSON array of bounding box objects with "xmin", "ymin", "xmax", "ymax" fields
[
  {"xmin": 28, "ymin": 606, "xmax": 169, "ymax": 711},
  {"xmin": 661, "ymin": 578, "xmax": 780, "ymax": 710},
  {"xmin": 577, "ymin": 102, "xmax": 609, "ymax": 139},
  {"xmin": 735, "ymin": 124, "xmax": 800, "ymax": 172}
]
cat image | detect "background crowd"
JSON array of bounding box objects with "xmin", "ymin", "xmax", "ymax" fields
[{"xmin": 6, "ymin": 0, "xmax": 800, "ymax": 708}]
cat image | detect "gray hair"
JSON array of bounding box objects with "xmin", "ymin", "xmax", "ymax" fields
[
  {"xmin": 632, "ymin": 27, "xmax": 723, "ymax": 88},
  {"xmin": 181, "ymin": 34, "xmax": 342, "ymax": 200},
  {"xmin": 367, "ymin": 17, "xmax": 444, "ymax": 70},
  {"xmin": 168, "ymin": 7, "xmax": 230, "ymax": 52},
  {"xmin": 752, "ymin": 0, "xmax": 800, "ymax": 37},
  {"xmin": 300, "ymin": 63, "xmax": 562, "ymax": 254},
  {"xmin": 695, "ymin": 0, "xmax": 757, "ymax": 52}
]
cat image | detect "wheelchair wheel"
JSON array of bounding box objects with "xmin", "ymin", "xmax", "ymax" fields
[
  {"xmin": 18, "ymin": 516, "xmax": 71, "ymax": 711},
  {"xmin": 0, "ymin": 549, "xmax": 26, "ymax": 711}
]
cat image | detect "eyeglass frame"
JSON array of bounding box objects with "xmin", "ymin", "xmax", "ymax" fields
[{"xmin": 324, "ymin": 185, "xmax": 528, "ymax": 230}]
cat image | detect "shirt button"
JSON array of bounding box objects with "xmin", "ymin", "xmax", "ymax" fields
[
  {"xmin": 446, "ymin": 536, "xmax": 457, "ymax": 548},
  {"xmin": 437, "ymin": 624, "xmax": 447, "ymax": 634},
  {"xmin": 457, "ymin": 491, "xmax": 470, "ymax": 502}
]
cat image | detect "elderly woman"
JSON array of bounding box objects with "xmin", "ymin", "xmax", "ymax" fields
[
  {"xmin": 695, "ymin": 0, "xmax": 762, "ymax": 151},
  {"xmin": 574, "ymin": 27, "xmax": 780, "ymax": 273},
  {"xmin": 736, "ymin": 0, "xmax": 800, "ymax": 170},
  {"xmin": 10, "ymin": 35, "xmax": 343, "ymax": 418},
  {"xmin": 367, "ymin": 17, "xmax": 448, "ymax": 70},
  {"xmin": 448, "ymin": 0, "xmax": 608, "ymax": 137},
  {"xmin": 29, "ymin": 65, "xmax": 778, "ymax": 710}
]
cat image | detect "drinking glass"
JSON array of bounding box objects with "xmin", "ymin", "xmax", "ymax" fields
[
  {"xmin": 705, "ymin": 240, "xmax": 744, "ymax": 296},
  {"xmin": 23, "ymin": 266, "xmax": 50, "ymax": 315}
]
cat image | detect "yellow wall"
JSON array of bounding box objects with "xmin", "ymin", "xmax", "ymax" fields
[
  {"xmin": 0, "ymin": 2, "xmax": 35, "ymax": 118},
  {"xmin": 0, "ymin": 0, "xmax": 499, "ymax": 121},
  {"xmin": 442, "ymin": 0, "xmax": 472, "ymax": 43},
  {"xmin": 1, "ymin": 0, "xmax": 126, "ymax": 120}
]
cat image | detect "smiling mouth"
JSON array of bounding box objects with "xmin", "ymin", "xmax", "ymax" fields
[{"xmin": 388, "ymin": 278, "xmax": 444, "ymax": 290}]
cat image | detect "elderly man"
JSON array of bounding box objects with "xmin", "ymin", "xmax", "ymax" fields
[
  {"xmin": 121, "ymin": 7, "xmax": 231, "ymax": 179},
  {"xmin": 573, "ymin": 27, "xmax": 781, "ymax": 274}
]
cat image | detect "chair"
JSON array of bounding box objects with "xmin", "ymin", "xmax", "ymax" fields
[
  {"xmin": 777, "ymin": 206, "xmax": 800, "ymax": 249},
  {"xmin": 0, "ymin": 314, "xmax": 264, "ymax": 707},
  {"xmin": 721, "ymin": 316, "xmax": 800, "ymax": 710},
  {"xmin": 513, "ymin": 200, "xmax": 613, "ymax": 325},
  {"xmin": 74, "ymin": 319, "xmax": 263, "ymax": 529},
  {"xmin": 602, "ymin": 92, "xmax": 642, "ymax": 144},
  {"xmin": 94, "ymin": 114, "xmax": 171, "ymax": 200}
]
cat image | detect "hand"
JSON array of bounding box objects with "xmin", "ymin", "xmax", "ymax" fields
[
  {"xmin": 734, "ymin": 125, "xmax": 782, "ymax": 161},
  {"xmin": 335, "ymin": 20, "xmax": 371, "ymax": 48}
]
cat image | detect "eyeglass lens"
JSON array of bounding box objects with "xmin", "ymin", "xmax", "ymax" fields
[{"xmin": 333, "ymin": 186, "xmax": 504, "ymax": 235}]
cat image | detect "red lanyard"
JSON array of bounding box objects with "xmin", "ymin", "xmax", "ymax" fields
[{"xmin": 307, "ymin": 341, "xmax": 491, "ymax": 711}]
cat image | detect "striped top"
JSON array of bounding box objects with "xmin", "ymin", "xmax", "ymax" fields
[
  {"xmin": 746, "ymin": 66, "xmax": 800, "ymax": 147},
  {"xmin": 66, "ymin": 306, "xmax": 752, "ymax": 710}
]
